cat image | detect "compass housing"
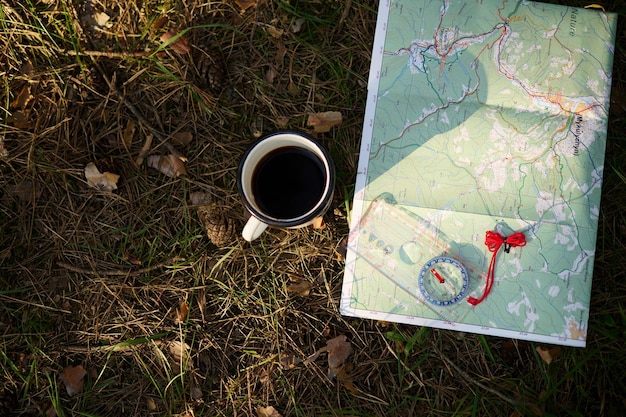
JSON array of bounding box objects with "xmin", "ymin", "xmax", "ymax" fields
[{"xmin": 418, "ymin": 256, "xmax": 469, "ymax": 306}]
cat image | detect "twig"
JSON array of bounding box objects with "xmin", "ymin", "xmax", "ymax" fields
[
  {"xmin": 58, "ymin": 261, "xmax": 168, "ymax": 276},
  {"xmin": 64, "ymin": 49, "xmax": 150, "ymax": 58}
]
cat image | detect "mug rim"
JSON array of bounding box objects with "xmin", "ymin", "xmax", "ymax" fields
[{"xmin": 237, "ymin": 130, "xmax": 335, "ymax": 227}]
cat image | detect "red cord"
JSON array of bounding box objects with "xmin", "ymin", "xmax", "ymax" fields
[{"xmin": 468, "ymin": 231, "xmax": 526, "ymax": 306}]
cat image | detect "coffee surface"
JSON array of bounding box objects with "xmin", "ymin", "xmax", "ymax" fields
[{"xmin": 252, "ymin": 147, "xmax": 325, "ymax": 219}]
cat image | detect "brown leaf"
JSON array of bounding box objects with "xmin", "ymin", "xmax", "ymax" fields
[
  {"xmin": 8, "ymin": 110, "xmax": 32, "ymax": 129},
  {"xmin": 235, "ymin": 0, "xmax": 257, "ymax": 12},
  {"xmin": 280, "ymin": 352, "xmax": 303, "ymax": 369},
  {"xmin": 266, "ymin": 25, "xmax": 284, "ymax": 38},
  {"xmin": 171, "ymin": 131, "xmax": 193, "ymax": 147},
  {"xmin": 265, "ymin": 67, "xmax": 277, "ymax": 84},
  {"xmin": 122, "ymin": 120, "xmax": 136, "ymax": 147},
  {"xmin": 147, "ymin": 154, "xmax": 187, "ymax": 177},
  {"xmin": 59, "ymin": 365, "xmax": 87, "ymax": 396},
  {"xmin": 10, "ymin": 85, "xmax": 33, "ymax": 109},
  {"xmin": 305, "ymin": 335, "xmax": 353, "ymax": 378},
  {"xmin": 311, "ymin": 216, "xmax": 326, "ymax": 230},
  {"xmin": 6, "ymin": 180, "xmax": 41, "ymax": 203},
  {"xmin": 290, "ymin": 18, "xmax": 306, "ymax": 33},
  {"xmin": 0, "ymin": 135, "xmax": 7, "ymax": 160},
  {"xmin": 326, "ymin": 335, "xmax": 353, "ymax": 374},
  {"xmin": 160, "ymin": 28, "xmax": 191, "ymax": 54},
  {"xmin": 84, "ymin": 162, "xmax": 119, "ymax": 192},
  {"xmin": 123, "ymin": 251, "xmax": 142, "ymax": 265},
  {"xmin": 174, "ymin": 301, "xmax": 189, "ymax": 325},
  {"xmin": 151, "ymin": 15, "xmax": 169, "ymax": 34},
  {"xmin": 536, "ymin": 345, "xmax": 561, "ymax": 365},
  {"xmin": 135, "ymin": 134, "xmax": 154, "ymax": 166},
  {"xmin": 286, "ymin": 277, "xmax": 313, "ymax": 296},
  {"xmin": 190, "ymin": 192, "xmax": 213, "ymax": 206},
  {"xmin": 257, "ymin": 405, "xmax": 282, "ymax": 417},
  {"xmin": 168, "ymin": 340, "xmax": 191, "ymax": 363},
  {"xmin": 335, "ymin": 367, "xmax": 358, "ymax": 394},
  {"xmin": 307, "ymin": 111, "xmax": 342, "ymax": 133}
]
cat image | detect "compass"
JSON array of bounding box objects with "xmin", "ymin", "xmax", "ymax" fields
[{"xmin": 418, "ymin": 256, "xmax": 469, "ymax": 306}]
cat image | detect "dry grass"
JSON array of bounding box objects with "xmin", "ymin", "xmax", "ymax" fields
[{"xmin": 1, "ymin": 0, "xmax": 626, "ymax": 416}]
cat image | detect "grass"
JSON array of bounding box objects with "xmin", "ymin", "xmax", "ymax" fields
[{"xmin": 1, "ymin": 0, "xmax": 626, "ymax": 416}]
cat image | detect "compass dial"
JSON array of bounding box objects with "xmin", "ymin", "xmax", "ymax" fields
[{"xmin": 418, "ymin": 256, "xmax": 469, "ymax": 306}]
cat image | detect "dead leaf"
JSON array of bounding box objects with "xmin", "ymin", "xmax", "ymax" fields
[
  {"xmin": 8, "ymin": 110, "xmax": 32, "ymax": 129},
  {"xmin": 335, "ymin": 367, "xmax": 358, "ymax": 394},
  {"xmin": 235, "ymin": 0, "xmax": 257, "ymax": 12},
  {"xmin": 290, "ymin": 17, "xmax": 306, "ymax": 33},
  {"xmin": 46, "ymin": 405, "xmax": 57, "ymax": 417},
  {"xmin": 151, "ymin": 15, "xmax": 169, "ymax": 35},
  {"xmin": 123, "ymin": 251, "xmax": 142, "ymax": 266},
  {"xmin": 305, "ymin": 335, "xmax": 353, "ymax": 378},
  {"xmin": 134, "ymin": 134, "xmax": 154, "ymax": 166},
  {"xmin": 307, "ymin": 111, "xmax": 343, "ymax": 133},
  {"xmin": 10, "ymin": 85, "xmax": 33, "ymax": 109},
  {"xmin": 122, "ymin": 120, "xmax": 136, "ymax": 148},
  {"xmin": 168, "ymin": 340, "xmax": 191, "ymax": 363},
  {"xmin": 286, "ymin": 277, "xmax": 313, "ymax": 296},
  {"xmin": 257, "ymin": 405, "xmax": 282, "ymax": 417},
  {"xmin": 275, "ymin": 116, "xmax": 289, "ymax": 127},
  {"xmin": 59, "ymin": 365, "xmax": 87, "ymax": 396},
  {"xmin": 266, "ymin": 25, "xmax": 284, "ymax": 38},
  {"xmin": 190, "ymin": 386, "xmax": 203, "ymax": 402},
  {"xmin": 0, "ymin": 135, "xmax": 8, "ymax": 160},
  {"xmin": 326, "ymin": 335, "xmax": 353, "ymax": 375},
  {"xmin": 174, "ymin": 301, "xmax": 189, "ymax": 325},
  {"xmin": 84, "ymin": 162, "xmax": 119, "ymax": 192},
  {"xmin": 171, "ymin": 131, "xmax": 193, "ymax": 147},
  {"xmin": 190, "ymin": 191, "xmax": 213, "ymax": 206},
  {"xmin": 146, "ymin": 397, "xmax": 158, "ymax": 411},
  {"xmin": 265, "ymin": 67, "xmax": 277, "ymax": 84},
  {"xmin": 21, "ymin": 61, "xmax": 34, "ymax": 76},
  {"xmin": 275, "ymin": 42, "xmax": 287, "ymax": 66},
  {"xmin": 160, "ymin": 28, "xmax": 191, "ymax": 54},
  {"xmin": 6, "ymin": 180, "xmax": 41, "ymax": 203},
  {"xmin": 311, "ymin": 216, "xmax": 326, "ymax": 230},
  {"xmin": 280, "ymin": 352, "xmax": 303, "ymax": 369},
  {"xmin": 147, "ymin": 154, "xmax": 187, "ymax": 177},
  {"xmin": 536, "ymin": 345, "xmax": 561, "ymax": 365}
]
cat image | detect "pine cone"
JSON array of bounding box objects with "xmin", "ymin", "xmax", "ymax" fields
[
  {"xmin": 197, "ymin": 204, "xmax": 236, "ymax": 247},
  {"xmin": 192, "ymin": 51, "xmax": 227, "ymax": 94}
]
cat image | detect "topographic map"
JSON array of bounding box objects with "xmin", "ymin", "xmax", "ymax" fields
[{"xmin": 341, "ymin": 0, "xmax": 617, "ymax": 346}]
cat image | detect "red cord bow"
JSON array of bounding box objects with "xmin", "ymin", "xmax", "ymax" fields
[{"xmin": 468, "ymin": 231, "xmax": 526, "ymax": 306}]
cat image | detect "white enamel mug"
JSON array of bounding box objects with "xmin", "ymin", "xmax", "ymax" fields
[{"xmin": 237, "ymin": 131, "xmax": 335, "ymax": 242}]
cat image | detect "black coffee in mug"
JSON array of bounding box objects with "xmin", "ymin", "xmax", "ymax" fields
[
  {"xmin": 238, "ymin": 130, "xmax": 335, "ymax": 241},
  {"xmin": 252, "ymin": 147, "xmax": 325, "ymax": 219}
]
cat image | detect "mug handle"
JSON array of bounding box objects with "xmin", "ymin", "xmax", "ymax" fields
[{"xmin": 242, "ymin": 217, "xmax": 268, "ymax": 241}]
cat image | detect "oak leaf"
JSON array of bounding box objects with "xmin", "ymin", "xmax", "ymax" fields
[
  {"xmin": 59, "ymin": 365, "xmax": 87, "ymax": 396},
  {"xmin": 307, "ymin": 111, "xmax": 342, "ymax": 133}
]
